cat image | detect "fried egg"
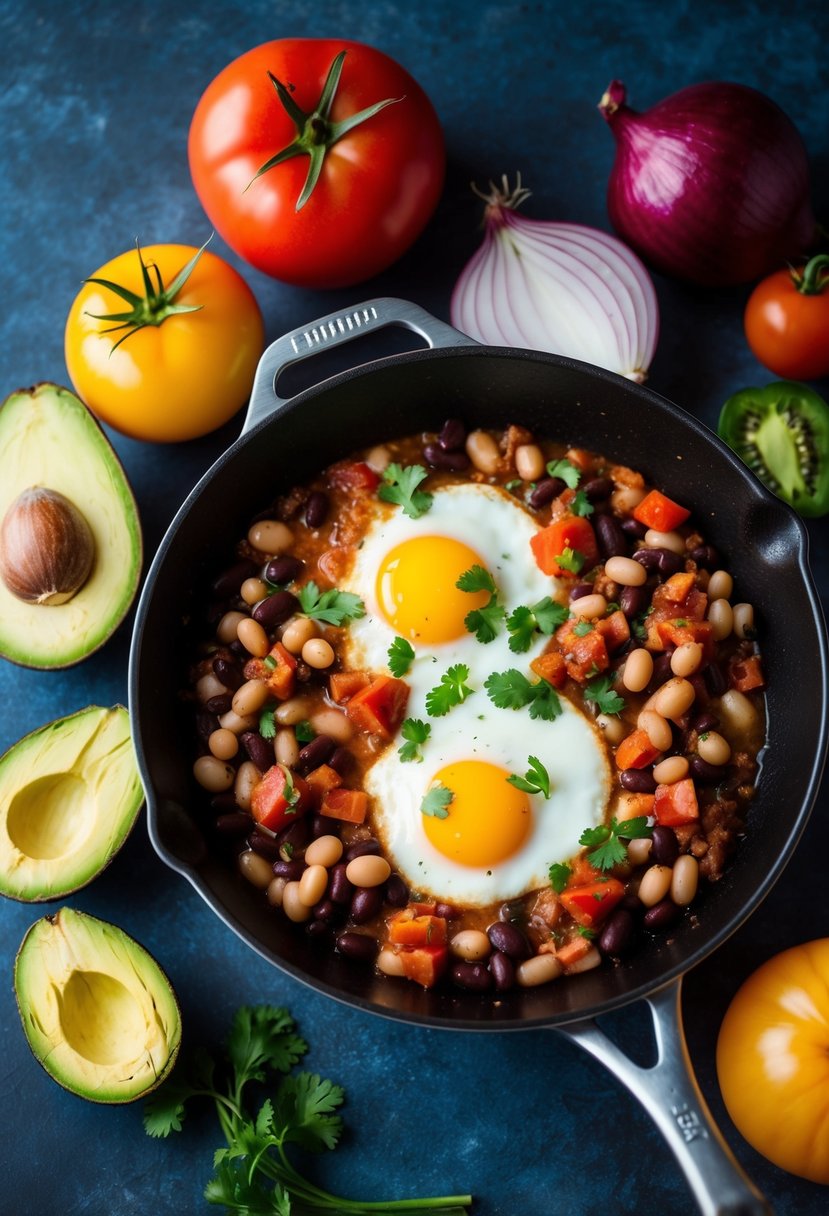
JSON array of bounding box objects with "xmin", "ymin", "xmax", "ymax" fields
[{"xmin": 340, "ymin": 482, "xmax": 612, "ymax": 906}]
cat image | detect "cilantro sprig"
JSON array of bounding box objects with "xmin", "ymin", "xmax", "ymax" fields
[
  {"xmin": 585, "ymin": 674, "xmax": 626, "ymax": 717},
  {"xmin": 387, "ymin": 636, "xmax": 415, "ymax": 678},
  {"xmin": 556, "ymin": 546, "xmax": 585, "ymax": 574},
  {"xmin": 426, "ymin": 664, "xmax": 474, "ymax": 716},
  {"xmin": 580, "ymin": 815, "xmax": 653, "ymax": 871},
  {"xmin": 549, "ymin": 862, "xmax": 572, "ymax": 894},
  {"xmin": 571, "ymin": 489, "xmax": 594, "ymax": 517},
  {"xmin": 398, "ymin": 718, "xmax": 431, "ymax": 763},
  {"xmin": 296, "ymin": 581, "xmax": 365, "ymax": 626},
  {"xmin": 506, "ymin": 597, "xmax": 569, "ymax": 653},
  {"xmin": 145, "ymin": 1005, "xmax": 471, "ymax": 1214},
  {"xmin": 546, "ymin": 458, "xmax": 581, "ymax": 489},
  {"xmin": 485, "ymin": 669, "xmax": 562, "ymax": 721},
  {"xmin": 507, "ymin": 756, "xmax": 551, "ymax": 798},
  {"xmin": 456, "ymin": 564, "xmax": 505, "ymax": 643},
  {"xmin": 421, "ymin": 784, "xmax": 453, "ymax": 819},
  {"xmin": 378, "ymin": 462, "xmax": 433, "ymax": 519}
]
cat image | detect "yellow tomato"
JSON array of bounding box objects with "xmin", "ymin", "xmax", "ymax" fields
[
  {"xmin": 65, "ymin": 243, "xmax": 264, "ymax": 442},
  {"xmin": 717, "ymin": 938, "xmax": 829, "ymax": 1184}
]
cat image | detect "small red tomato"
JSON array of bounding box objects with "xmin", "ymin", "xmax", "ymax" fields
[{"xmin": 744, "ymin": 254, "xmax": 829, "ymax": 380}]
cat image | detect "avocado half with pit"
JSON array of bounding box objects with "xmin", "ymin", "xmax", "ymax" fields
[
  {"xmin": 0, "ymin": 705, "xmax": 143, "ymax": 901},
  {"xmin": 15, "ymin": 907, "xmax": 181, "ymax": 1103},
  {"xmin": 0, "ymin": 383, "xmax": 142, "ymax": 668}
]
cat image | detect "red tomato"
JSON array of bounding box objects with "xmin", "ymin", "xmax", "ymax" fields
[
  {"xmin": 188, "ymin": 39, "xmax": 445, "ymax": 288},
  {"xmin": 744, "ymin": 256, "xmax": 829, "ymax": 380}
]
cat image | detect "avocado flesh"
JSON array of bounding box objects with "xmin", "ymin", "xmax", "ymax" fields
[
  {"xmin": 0, "ymin": 384, "xmax": 142, "ymax": 668},
  {"xmin": 15, "ymin": 907, "xmax": 181, "ymax": 1103},
  {"xmin": 0, "ymin": 705, "xmax": 143, "ymax": 901}
]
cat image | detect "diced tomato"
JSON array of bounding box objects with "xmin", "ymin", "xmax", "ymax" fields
[
  {"xmin": 346, "ymin": 675, "xmax": 410, "ymax": 739},
  {"xmin": 633, "ymin": 489, "xmax": 691, "ymax": 532},
  {"xmin": 329, "ymin": 670, "xmax": 370, "ymax": 703},
  {"xmin": 728, "ymin": 655, "xmax": 765, "ymax": 692},
  {"xmin": 388, "ymin": 912, "xmax": 447, "ymax": 948},
  {"xmin": 250, "ymin": 764, "xmax": 310, "ymax": 833},
  {"xmin": 595, "ymin": 609, "xmax": 631, "ymax": 652},
  {"xmin": 556, "ymin": 937, "xmax": 593, "ymax": 967},
  {"xmin": 305, "ymin": 763, "xmax": 343, "ymax": 806},
  {"xmin": 327, "ymin": 460, "xmax": 380, "ymax": 493},
  {"xmin": 616, "ymin": 792, "xmax": 656, "ymax": 821},
  {"xmin": 656, "ymin": 617, "xmax": 715, "ymax": 661},
  {"xmin": 398, "ymin": 944, "xmax": 449, "ymax": 988},
  {"xmin": 565, "ymin": 447, "xmax": 594, "ymax": 471},
  {"xmin": 658, "ymin": 572, "xmax": 696, "ymax": 603},
  {"xmin": 567, "ymin": 856, "xmax": 604, "ymax": 888},
  {"xmin": 320, "ymin": 787, "xmax": 368, "ymax": 824},
  {"xmin": 530, "ymin": 514, "xmax": 598, "ymax": 577},
  {"xmin": 530, "ymin": 649, "xmax": 567, "ymax": 688},
  {"xmin": 560, "ymin": 878, "xmax": 625, "ymax": 928},
  {"xmin": 653, "ymin": 778, "xmax": 700, "ymax": 826},
  {"xmin": 555, "ymin": 621, "xmax": 610, "ymax": 683},
  {"xmin": 615, "ymin": 728, "xmax": 662, "ymax": 771},
  {"xmin": 244, "ymin": 641, "xmax": 297, "ymax": 699}
]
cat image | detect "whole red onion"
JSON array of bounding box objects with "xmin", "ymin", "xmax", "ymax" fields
[{"xmin": 598, "ymin": 80, "xmax": 815, "ymax": 287}]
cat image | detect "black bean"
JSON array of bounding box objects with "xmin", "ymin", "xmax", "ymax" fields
[
  {"xmin": 648, "ymin": 654, "xmax": 673, "ymax": 690},
  {"xmin": 343, "ymin": 838, "xmax": 382, "ymax": 862},
  {"xmin": 247, "ymin": 831, "xmax": 281, "ymax": 858},
  {"xmin": 619, "ymin": 584, "xmax": 648, "ymax": 618},
  {"xmin": 336, "ymin": 931, "xmax": 379, "ymax": 961},
  {"xmin": 296, "ymin": 734, "xmax": 336, "ymax": 775},
  {"xmin": 595, "ymin": 513, "xmax": 627, "ymax": 558},
  {"xmin": 689, "ymin": 755, "xmax": 728, "ymax": 784},
  {"xmin": 452, "ymin": 961, "xmax": 493, "ymax": 992},
  {"xmin": 643, "ymin": 899, "xmax": 681, "ymax": 932},
  {"xmin": 690, "ymin": 544, "xmax": 719, "ymax": 569},
  {"xmin": 351, "ymin": 886, "xmax": 384, "ymax": 923},
  {"xmin": 241, "ymin": 731, "xmax": 275, "ymax": 771},
  {"xmin": 196, "ymin": 711, "xmax": 219, "ymax": 742},
  {"xmin": 384, "ymin": 873, "xmax": 409, "ymax": 907},
  {"xmin": 487, "ymin": 920, "xmax": 532, "ymax": 959},
  {"xmin": 328, "ymin": 747, "xmax": 353, "ymax": 776},
  {"xmin": 265, "ymin": 555, "xmax": 303, "ymax": 585},
  {"xmin": 211, "ymin": 792, "xmax": 238, "ymax": 813},
  {"xmin": 650, "ymin": 825, "xmax": 679, "ymax": 866},
  {"xmin": 272, "ymin": 858, "xmax": 306, "ymax": 881},
  {"xmin": 305, "ymin": 491, "xmax": 329, "ymax": 528},
  {"xmin": 275, "ymin": 817, "xmax": 309, "ymax": 855},
  {"xmin": 214, "ymin": 812, "xmax": 251, "ymax": 834},
  {"xmin": 704, "ymin": 662, "xmax": 727, "ymax": 696},
  {"xmin": 253, "ymin": 590, "xmax": 299, "ymax": 629},
  {"xmin": 434, "ymin": 901, "xmax": 462, "ymax": 920},
  {"xmin": 205, "ymin": 694, "xmax": 233, "ymax": 715},
  {"xmin": 570, "ymin": 581, "xmax": 594, "ymax": 601},
  {"xmin": 213, "ymin": 655, "xmax": 245, "ymax": 690},
  {"xmin": 598, "ymin": 908, "xmax": 636, "ymax": 956},
  {"xmin": 438, "ymin": 417, "xmax": 466, "ymax": 451},
  {"xmin": 229, "ymin": 639, "xmax": 246, "ymax": 658},
  {"xmin": 423, "ymin": 441, "xmax": 469, "ymax": 471},
  {"xmin": 306, "ymin": 919, "xmax": 331, "ymax": 941},
  {"xmin": 633, "ymin": 547, "xmax": 662, "ymax": 572},
  {"xmin": 213, "ymin": 559, "xmax": 257, "ymax": 597},
  {"xmin": 314, "ymin": 899, "xmax": 346, "ymax": 925},
  {"xmin": 583, "ymin": 476, "xmax": 613, "ymax": 502},
  {"xmin": 657, "ymin": 549, "xmax": 684, "ymax": 576},
  {"xmin": 328, "ymin": 863, "xmax": 354, "ymax": 904},
  {"xmin": 621, "ymin": 517, "xmax": 647, "ymax": 539},
  {"xmin": 692, "ymin": 712, "xmax": 720, "ymax": 735},
  {"xmin": 620, "ymin": 769, "xmax": 657, "ymax": 794},
  {"xmin": 489, "ymin": 950, "xmax": 516, "ymax": 991},
  {"xmin": 311, "ymin": 813, "xmax": 341, "ymax": 838},
  {"xmin": 529, "ymin": 476, "xmax": 565, "ymax": 509}
]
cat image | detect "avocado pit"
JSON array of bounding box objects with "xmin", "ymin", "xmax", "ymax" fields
[{"xmin": 0, "ymin": 486, "xmax": 94, "ymax": 605}]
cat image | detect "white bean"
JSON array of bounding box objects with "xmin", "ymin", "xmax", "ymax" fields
[
  {"xmin": 708, "ymin": 598, "xmax": 734, "ymax": 641},
  {"xmin": 516, "ymin": 954, "xmax": 563, "ymax": 987},
  {"xmin": 707, "ymin": 570, "xmax": 734, "ymax": 601},
  {"xmin": 515, "ymin": 444, "xmax": 545, "ymax": 481},
  {"xmin": 234, "ymin": 760, "xmax": 262, "ymax": 812},
  {"xmin": 247, "ymin": 520, "xmax": 293, "ymax": 554},
  {"xmin": 732, "ymin": 603, "xmax": 755, "ymax": 640},
  {"xmin": 638, "ymin": 865, "xmax": 673, "ymax": 907},
  {"xmin": 605, "ymin": 555, "xmax": 647, "ymax": 587},
  {"xmin": 671, "ymin": 855, "xmax": 699, "ymax": 906},
  {"xmin": 450, "ymin": 930, "xmax": 491, "ymax": 961},
  {"xmin": 465, "ymin": 430, "xmax": 500, "ymax": 474},
  {"xmin": 644, "ymin": 528, "xmax": 685, "ymax": 555},
  {"xmin": 623, "ymin": 648, "xmax": 653, "ymax": 692}
]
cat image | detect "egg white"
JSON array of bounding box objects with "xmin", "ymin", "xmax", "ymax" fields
[{"xmin": 339, "ymin": 482, "xmax": 612, "ymax": 905}]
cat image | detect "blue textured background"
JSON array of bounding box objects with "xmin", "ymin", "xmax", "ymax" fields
[{"xmin": 0, "ymin": 2, "xmax": 827, "ymax": 1213}]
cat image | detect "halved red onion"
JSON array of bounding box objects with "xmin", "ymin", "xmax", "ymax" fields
[{"xmin": 450, "ymin": 177, "xmax": 659, "ymax": 383}]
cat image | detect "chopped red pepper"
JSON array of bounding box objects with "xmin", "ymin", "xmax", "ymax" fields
[
  {"xmin": 245, "ymin": 641, "xmax": 297, "ymax": 700},
  {"xmin": 530, "ymin": 514, "xmax": 598, "ymax": 577},
  {"xmin": 320, "ymin": 787, "xmax": 368, "ymax": 824},
  {"xmin": 555, "ymin": 621, "xmax": 610, "ymax": 682},
  {"xmin": 327, "ymin": 460, "xmax": 380, "ymax": 494},
  {"xmin": 250, "ymin": 764, "xmax": 310, "ymax": 833},
  {"xmin": 346, "ymin": 675, "xmax": 410, "ymax": 739},
  {"xmin": 398, "ymin": 944, "xmax": 449, "ymax": 988},
  {"xmin": 595, "ymin": 609, "xmax": 631, "ymax": 652},
  {"xmin": 633, "ymin": 489, "xmax": 691, "ymax": 532},
  {"xmin": 388, "ymin": 912, "xmax": 447, "ymax": 948},
  {"xmin": 728, "ymin": 654, "xmax": 765, "ymax": 692},
  {"xmin": 329, "ymin": 670, "xmax": 370, "ymax": 703},
  {"xmin": 653, "ymin": 778, "xmax": 700, "ymax": 826},
  {"xmin": 615, "ymin": 728, "xmax": 662, "ymax": 771},
  {"xmin": 560, "ymin": 878, "xmax": 625, "ymax": 928},
  {"xmin": 530, "ymin": 650, "xmax": 568, "ymax": 688},
  {"xmin": 305, "ymin": 763, "xmax": 343, "ymax": 806}
]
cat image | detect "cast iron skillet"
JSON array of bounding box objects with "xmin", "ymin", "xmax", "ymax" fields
[{"xmin": 130, "ymin": 299, "xmax": 828, "ymax": 1216}]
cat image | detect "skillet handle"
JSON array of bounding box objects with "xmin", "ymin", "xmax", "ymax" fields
[
  {"xmin": 242, "ymin": 297, "xmax": 475, "ymax": 434},
  {"xmin": 556, "ymin": 978, "xmax": 772, "ymax": 1216}
]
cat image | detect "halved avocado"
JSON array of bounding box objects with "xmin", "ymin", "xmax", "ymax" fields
[
  {"xmin": 0, "ymin": 384, "xmax": 142, "ymax": 668},
  {"xmin": 15, "ymin": 907, "xmax": 181, "ymax": 1103},
  {"xmin": 0, "ymin": 705, "xmax": 143, "ymax": 901}
]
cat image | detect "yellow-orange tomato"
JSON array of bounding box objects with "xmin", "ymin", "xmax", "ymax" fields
[
  {"xmin": 65, "ymin": 243, "xmax": 264, "ymax": 442},
  {"xmin": 717, "ymin": 938, "xmax": 829, "ymax": 1184}
]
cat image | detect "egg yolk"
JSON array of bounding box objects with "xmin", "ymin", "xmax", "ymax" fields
[
  {"xmin": 424, "ymin": 761, "xmax": 532, "ymax": 868},
  {"xmin": 376, "ymin": 536, "xmax": 490, "ymax": 644}
]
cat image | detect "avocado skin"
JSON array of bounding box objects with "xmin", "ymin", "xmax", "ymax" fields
[
  {"xmin": 0, "ymin": 705, "xmax": 144, "ymax": 902},
  {"xmin": 0, "ymin": 383, "xmax": 142, "ymax": 669},
  {"xmin": 14, "ymin": 907, "xmax": 181, "ymax": 1104}
]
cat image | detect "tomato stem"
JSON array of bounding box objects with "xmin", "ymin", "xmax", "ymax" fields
[{"xmin": 793, "ymin": 253, "xmax": 829, "ymax": 295}]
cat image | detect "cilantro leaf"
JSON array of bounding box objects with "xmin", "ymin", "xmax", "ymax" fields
[
  {"xmin": 421, "ymin": 784, "xmax": 453, "ymax": 819},
  {"xmin": 425, "ymin": 664, "xmax": 474, "ymax": 716},
  {"xmin": 580, "ymin": 815, "xmax": 652, "ymax": 871},
  {"xmin": 528, "ymin": 679, "xmax": 563, "ymax": 721},
  {"xmin": 573, "ymin": 618, "xmax": 594, "ymax": 637},
  {"xmin": 485, "ymin": 670, "xmax": 562, "ymax": 720},
  {"xmin": 556, "ymin": 547, "xmax": 585, "ymax": 574},
  {"xmin": 546, "ymin": 458, "xmax": 581, "ymax": 489},
  {"xmin": 549, "ymin": 862, "xmax": 572, "ymax": 894},
  {"xmin": 295, "ymin": 720, "xmax": 315, "ymax": 744},
  {"xmin": 585, "ymin": 674, "xmax": 626, "ymax": 717},
  {"xmin": 272, "ymin": 1072, "xmax": 344, "ymax": 1152},
  {"xmin": 456, "ymin": 564, "xmax": 496, "ymax": 594},
  {"xmin": 465, "ymin": 599, "xmax": 506, "ymax": 644},
  {"xmin": 571, "ymin": 490, "xmax": 595, "ymax": 517},
  {"xmin": 577, "ymin": 926, "xmax": 598, "ymax": 941},
  {"xmin": 398, "ymin": 717, "xmax": 430, "ymax": 763},
  {"xmin": 296, "ymin": 581, "xmax": 365, "ymax": 626},
  {"xmin": 507, "ymin": 755, "xmax": 551, "ymax": 798},
  {"xmin": 533, "ymin": 597, "xmax": 570, "ymax": 634},
  {"xmin": 387, "ymin": 635, "xmax": 415, "ymax": 678},
  {"xmin": 378, "ymin": 462, "xmax": 433, "ymax": 519},
  {"xmin": 227, "ymin": 1006, "xmax": 307, "ymax": 1087},
  {"xmin": 507, "ymin": 597, "xmax": 568, "ymax": 652},
  {"xmin": 259, "ymin": 707, "xmax": 276, "ymax": 740}
]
